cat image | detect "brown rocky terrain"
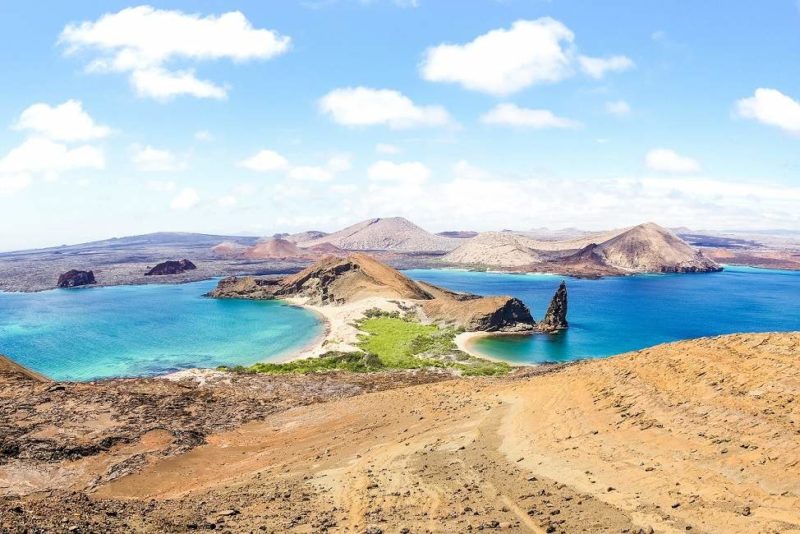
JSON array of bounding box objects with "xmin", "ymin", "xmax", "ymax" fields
[
  {"xmin": 445, "ymin": 222, "xmax": 721, "ymax": 276},
  {"xmin": 210, "ymin": 253, "xmax": 538, "ymax": 333},
  {"xmin": 2, "ymin": 333, "xmax": 798, "ymax": 532}
]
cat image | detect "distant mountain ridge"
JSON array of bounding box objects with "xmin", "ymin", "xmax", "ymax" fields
[
  {"xmin": 444, "ymin": 222, "xmax": 720, "ymax": 274},
  {"xmin": 301, "ymin": 217, "xmax": 461, "ymax": 253}
]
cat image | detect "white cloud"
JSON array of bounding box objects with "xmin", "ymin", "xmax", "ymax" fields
[
  {"xmin": 578, "ymin": 55, "xmax": 635, "ymax": 79},
  {"xmin": 645, "ymin": 148, "xmax": 700, "ymax": 173},
  {"xmin": 132, "ymin": 145, "xmax": 185, "ymax": 172},
  {"xmin": 421, "ymin": 18, "xmax": 575, "ymax": 95},
  {"xmin": 735, "ymin": 88, "xmax": 800, "ymax": 134},
  {"xmin": 288, "ymin": 166, "xmax": 334, "ymax": 182},
  {"xmin": 239, "ymin": 149, "xmax": 290, "ymax": 172},
  {"xmin": 59, "ymin": 6, "xmax": 290, "ymax": 100},
  {"xmin": 376, "ymin": 143, "xmax": 401, "ymax": 154},
  {"xmin": 481, "ymin": 103, "xmax": 581, "ymax": 129},
  {"xmin": 319, "ymin": 87, "xmax": 451, "ymax": 128},
  {"xmin": 14, "ymin": 100, "xmax": 110, "ymax": 141},
  {"xmin": 0, "ymin": 174, "xmax": 31, "ymax": 195},
  {"xmin": 0, "ymin": 137, "xmax": 105, "ymax": 178},
  {"xmin": 194, "ymin": 130, "xmax": 213, "ymax": 142},
  {"xmin": 131, "ymin": 68, "xmax": 227, "ymax": 101},
  {"xmin": 170, "ymin": 187, "xmax": 199, "ymax": 209},
  {"xmin": 218, "ymin": 195, "xmax": 237, "ymax": 207},
  {"xmin": 145, "ymin": 179, "xmax": 177, "ymax": 192},
  {"xmin": 605, "ymin": 100, "xmax": 631, "ymax": 116},
  {"xmin": 368, "ymin": 160, "xmax": 430, "ymax": 186},
  {"xmin": 326, "ymin": 154, "xmax": 352, "ymax": 173}
]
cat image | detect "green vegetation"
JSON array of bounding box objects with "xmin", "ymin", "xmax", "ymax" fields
[{"xmin": 222, "ymin": 310, "xmax": 511, "ymax": 376}]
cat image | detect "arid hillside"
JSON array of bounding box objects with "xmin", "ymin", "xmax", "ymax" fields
[
  {"xmin": 301, "ymin": 217, "xmax": 462, "ymax": 253},
  {"xmin": 2, "ymin": 333, "xmax": 798, "ymax": 533},
  {"xmin": 445, "ymin": 222, "xmax": 720, "ymax": 275}
]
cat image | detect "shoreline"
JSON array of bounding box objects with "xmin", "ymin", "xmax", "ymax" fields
[{"xmin": 0, "ymin": 354, "xmax": 50, "ymax": 382}]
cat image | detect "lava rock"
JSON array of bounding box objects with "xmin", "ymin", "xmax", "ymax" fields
[
  {"xmin": 539, "ymin": 281, "xmax": 568, "ymax": 332},
  {"xmin": 57, "ymin": 270, "xmax": 96, "ymax": 288},
  {"xmin": 145, "ymin": 259, "xmax": 197, "ymax": 276}
]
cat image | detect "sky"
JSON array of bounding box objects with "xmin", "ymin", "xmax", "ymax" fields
[{"xmin": 1, "ymin": 0, "xmax": 800, "ymax": 251}]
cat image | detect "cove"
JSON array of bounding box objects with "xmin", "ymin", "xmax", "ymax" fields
[
  {"xmin": 405, "ymin": 266, "xmax": 800, "ymax": 364},
  {"xmin": 0, "ymin": 279, "xmax": 324, "ymax": 381}
]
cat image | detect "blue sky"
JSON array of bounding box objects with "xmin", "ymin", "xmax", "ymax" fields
[{"xmin": 1, "ymin": 1, "xmax": 799, "ymax": 251}]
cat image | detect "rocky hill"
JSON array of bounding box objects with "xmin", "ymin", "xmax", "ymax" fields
[
  {"xmin": 301, "ymin": 217, "xmax": 461, "ymax": 253},
  {"xmin": 210, "ymin": 253, "xmax": 541, "ymax": 332},
  {"xmin": 445, "ymin": 222, "xmax": 721, "ymax": 275},
  {"xmin": 596, "ymin": 222, "xmax": 720, "ymax": 273}
]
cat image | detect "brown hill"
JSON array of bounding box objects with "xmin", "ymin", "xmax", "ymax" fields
[
  {"xmin": 302, "ymin": 217, "xmax": 461, "ymax": 252},
  {"xmin": 209, "ymin": 253, "xmax": 538, "ymax": 332},
  {"xmin": 7, "ymin": 333, "xmax": 797, "ymax": 532},
  {"xmin": 210, "ymin": 241, "xmax": 249, "ymax": 258},
  {"xmin": 242, "ymin": 238, "xmax": 311, "ymax": 260},
  {"xmin": 445, "ymin": 222, "xmax": 721, "ymax": 275},
  {"xmin": 596, "ymin": 222, "xmax": 721, "ymax": 273}
]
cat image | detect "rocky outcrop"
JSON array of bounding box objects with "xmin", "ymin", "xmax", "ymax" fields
[
  {"xmin": 419, "ymin": 285, "xmax": 535, "ymax": 332},
  {"xmin": 539, "ymin": 281, "xmax": 568, "ymax": 332},
  {"xmin": 57, "ymin": 270, "xmax": 96, "ymax": 288},
  {"xmin": 206, "ymin": 276, "xmax": 281, "ymax": 300},
  {"xmin": 145, "ymin": 259, "xmax": 197, "ymax": 276},
  {"xmin": 209, "ymin": 254, "xmax": 537, "ymax": 332}
]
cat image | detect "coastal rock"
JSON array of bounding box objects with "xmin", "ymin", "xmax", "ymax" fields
[
  {"xmin": 206, "ymin": 276, "xmax": 280, "ymax": 300},
  {"xmin": 418, "ymin": 282, "xmax": 536, "ymax": 332},
  {"xmin": 57, "ymin": 269, "xmax": 96, "ymax": 288},
  {"xmin": 539, "ymin": 281, "xmax": 568, "ymax": 332},
  {"xmin": 144, "ymin": 259, "xmax": 197, "ymax": 276}
]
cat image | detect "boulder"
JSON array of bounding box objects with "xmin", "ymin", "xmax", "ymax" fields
[
  {"xmin": 57, "ymin": 270, "xmax": 96, "ymax": 288},
  {"xmin": 145, "ymin": 259, "xmax": 197, "ymax": 276}
]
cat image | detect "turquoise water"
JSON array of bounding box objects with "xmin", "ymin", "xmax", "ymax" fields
[
  {"xmin": 0, "ymin": 280, "xmax": 323, "ymax": 381},
  {"xmin": 405, "ymin": 266, "xmax": 800, "ymax": 364}
]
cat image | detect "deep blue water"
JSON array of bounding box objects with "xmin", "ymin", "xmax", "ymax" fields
[
  {"xmin": 405, "ymin": 266, "xmax": 800, "ymax": 364},
  {"xmin": 0, "ymin": 280, "xmax": 323, "ymax": 381}
]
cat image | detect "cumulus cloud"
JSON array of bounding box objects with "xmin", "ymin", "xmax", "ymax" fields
[
  {"xmin": 578, "ymin": 55, "xmax": 634, "ymax": 79},
  {"xmin": 170, "ymin": 187, "xmax": 199, "ymax": 209},
  {"xmin": 59, "ymin": 6, "xmax": 290, "ymax": 100},
  {"xmin": 645, "ymin": 148, "xmax": 700, "ymax": 173},
  {"xmin": 0, "ymin": 137, "xmax": 105, "ymax": 178},
  {"xmin": 605, "ymin": 100, "xmax": 631, "ymax": 116},
  {"xmin": 145, "ymin": 179, "xmax": 177, "ymax": 192},
  {"xmin": 481, "ymin": 103, "xmax": 581, "ymax": 128},
  {"xmin": 376, "ymin": 143, "xmax": 401, "ymax": 154},
  {"xmin": 288, "ymin": 166, "xmax": 334, "ymax": 182},
  {"xmin": 194, "ymin": 130, "xmax": 214, "ymax": 142},
  {"xmin": 421, "ymin": 18, "xmax": 575, "ymax": 95},
  {"xmin": 735, "ymin": 88, "xmax": 800, "ymax": 134},
  {"xmin": 367, "ymin": 160, "xmax": 431, "ymax": 186},
  {"xmin": 239, "ymin": 149, "xmax": 290, "ymax": 172},
  {"xmin": 0, "ymin": 174, "xmax": 32, "ymax": 195},
  {"xmin": 14, "ymin": 100, "xmax": 110, "ymax": 141},
  {"xmin": 319, "ymin": 87, "xmax": 451, "ymax": 128},
  {"xmin": 132, "ymin": 145, "xmax": 185, "ymax": 172},
  {"xmin": 239, "ymin": 149, "xmax": 349, "ymax": 184},
  {"xmin": 130, "ymin": 67, "xmax": 227, "ymax": 100}
]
